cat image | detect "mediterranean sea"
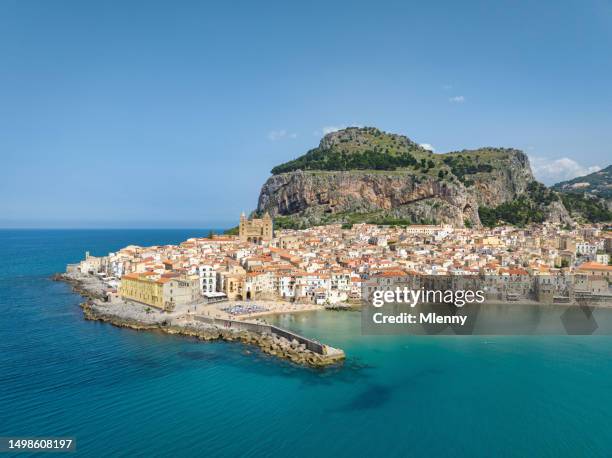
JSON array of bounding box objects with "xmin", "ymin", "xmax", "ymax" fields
[{"xmin": 2, "ymin": 229, "xmax": 612, "ymax": 457}]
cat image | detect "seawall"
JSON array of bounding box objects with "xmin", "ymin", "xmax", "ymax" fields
[{"xmin": 54, "ymin": 272, "xmax": 345, "ymax": 368}]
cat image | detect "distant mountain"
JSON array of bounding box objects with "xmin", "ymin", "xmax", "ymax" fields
[
  {"xmin": 551, "ymin": 165, "xmax": 612, "ymax": 223},
  {"xmin": 552, "ymin": 165, "xmax": 612, "ymax": 200}
]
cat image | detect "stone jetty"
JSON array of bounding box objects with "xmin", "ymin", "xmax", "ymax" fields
[{"xmin": 54, "ymin": 272, "xmax": 345, "ymax": 368}]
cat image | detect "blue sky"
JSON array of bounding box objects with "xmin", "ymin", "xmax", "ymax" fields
[{"xmin": 1, "ymin": 0, "xmax": 610, "ymax": 228}]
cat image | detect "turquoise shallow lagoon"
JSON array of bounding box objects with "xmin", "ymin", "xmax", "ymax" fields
[{"xmin": 2, "ymin": 229, "xmax": 612, "ymax": 457}]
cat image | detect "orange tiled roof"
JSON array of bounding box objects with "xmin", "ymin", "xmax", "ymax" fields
[{"xmin": 578, "ymin": 262, "xmax": 612, "ymax": 272}]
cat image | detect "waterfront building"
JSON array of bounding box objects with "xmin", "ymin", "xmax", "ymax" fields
[
  {"xmin": 118, "ymin": 272, "xmax": 164, "ymax": 309},
  {"xmin": 244, "ymin": 271, "xmax": 275, "ymax": 300},
  {"xmin": 277, "ymin": 273, "xmax": 296, "ymax": 299},
  {"xmin": 197, "ymin": 264, "xmax": 217, "ymax": 294},
  {"xmin": 577, "ymin": 262, "xmax": 612, "ymax": 278},
  {"xmin": 79, "ymin": 252, "xmax": 104, "ymax": 274},
  {"xmin": 119, "ymin": 272, "xmax": 200, "ymax": 311}
]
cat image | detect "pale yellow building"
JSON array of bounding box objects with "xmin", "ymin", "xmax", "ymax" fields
[
  {"xmin": 217, "ymin": 264, "xmax": 246, "ymax": 300},
  {"xmin": 239, "ymin": 212, "xmax": 273, "ymax": 243},
  {"xmin": 119, "ymin": 272, "xmax": 200, "ymax": 311}
]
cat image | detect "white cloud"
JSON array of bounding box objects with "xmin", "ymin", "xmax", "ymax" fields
[
  {"xmin": 267, "ymin": 130, "xmax": 297, "ymax": 141},
  {"xmin": 442, "ymin": 84, "xmax": 453, "ymax": 90},
  {"xmin": 449, "ymin": 95, "xmax": 465, "ymax": 103},
  {"xmin": 268, "ymin": 130, "xmax": 286, "ymax": 141},
  {"xmin": 529, "ymin": 156, "xmax": 601, "ymax": 185},
  {"xmin": 322, "ymin": 126, "xmax": 342, "ymax": 135},
  {"xmin": 419, "ymin": 143, "xmax": 435, "ymax": 152},
  {"xmin": 313, "ymin": 124, "xmax": 363, "ymax": 137},
  {"xmin": 313, "ymin": 127, "xmax": 340, "ymax": 137}
]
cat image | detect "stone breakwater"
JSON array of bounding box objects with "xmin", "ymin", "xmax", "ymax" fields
[{"xmin": 53, "ymin": 273, "xmax": 345, "ymax": 368}]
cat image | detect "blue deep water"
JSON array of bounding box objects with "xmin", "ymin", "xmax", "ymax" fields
[{"xmin": 2, "ymin": 229, "xmax": 612, "ymax": 457}]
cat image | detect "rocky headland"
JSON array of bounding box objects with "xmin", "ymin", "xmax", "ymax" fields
[
  {"xmin": 54, "ymin": 272, "xmax": 345, "ymax": 368},
  {"xmin": 256, "ymin": 127, "xmax": 576, "ymax": 228}
]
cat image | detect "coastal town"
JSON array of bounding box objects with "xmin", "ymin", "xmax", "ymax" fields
[{"xmin": 70, "ymin": 213, "xmax": 612, "ymax": 313}]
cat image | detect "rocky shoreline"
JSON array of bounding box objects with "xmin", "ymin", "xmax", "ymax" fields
[{"xmin": 53, "ymin": 273, "xmax": 345, "ymax": 368}]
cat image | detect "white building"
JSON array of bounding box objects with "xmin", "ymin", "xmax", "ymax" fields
[
  {"xmin": 596, "ymin": 252, "xmax": 610, "ymax": 265},
  {"xmin": 198, "ymin": 264, "xmax": 217, "ymax": 294},
  {"xmin": 576, "ymin": 242, "xmax": 598, "ymax": 256},
  {"xmin": 405, "ymin": 224, "xmax": 453, "ymax": 236},
  {"xmin": 276, "ymin": 274, "xmax": 296, "ymax": 299}
]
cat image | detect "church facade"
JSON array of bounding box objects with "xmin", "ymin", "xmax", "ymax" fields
[{"xmin": 239, "ymin": 212, "xmax": 273, "ymax": 243}]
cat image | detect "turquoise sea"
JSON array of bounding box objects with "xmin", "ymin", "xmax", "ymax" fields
[{"xmin": 2, "ymin": 229, "xmax": 612, "ymax": 457}]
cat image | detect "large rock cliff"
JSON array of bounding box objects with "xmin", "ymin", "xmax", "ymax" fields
[
  {"xmin": 258, "ymin": 170, "xmax": 479, "ymax": 227},
  {"xmin": 256, "ymin": 127, "xmax": 568, "ymax": 227}
]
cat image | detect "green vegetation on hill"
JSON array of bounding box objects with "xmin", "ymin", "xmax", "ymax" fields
[
  {"xmin": 552, "ymin": 165, "xmax": 612, "ymax": 200},
  {"xmin": 550, "ymin": 164, "xmax": 612, "ymax": 223},
  {"xmin": 478, "ymin": 182, "xmax": 559, "ymax": 227},
  {"xmin": 526, "ymin": 181, "xmax": 560, "ymax": 205},
  {"xmin": 274, "ymin": 211, "xmax": 436, "ymax": 230},
  {"xmin": 442, "ymin": 155, "xmax": 493, "ymax": 184},
  {"xmin": 561, "ymin": 193, "xmax": 612, "ymax": 222},
  {"xmin": 224, "ymin": 226, "xmax": 239, "ymax": 235},
  {"xmin": 340, "ymin": 214, "xmax": 414, "ymax": 227},
  {"xmin": 327, "ymin": 210, "xmax": 438, "ymax": 227},
  {"xmin": 270, "ymin": 129, "xmax": 525, "ymax": 201},
  {"xmin": 479, "ymin": 179, "xmax": 611, "ymax": 227},
  {"xmin": 272, "ymin": 216, "xmax": 304, "ymax": 230},
  {"xmin": 271, "ymin": 148, "xmax": 419, "ymax": 174},
  {"xmin": 446, "ymin": 147, "xmax": 524, "ymax": 158},
  {"xmin": 479, "ymin": 196, "xmax": 546, "ymax": 228},
  {"xmin": 271, "ymin": 127, "xmax": 431, "ymax": 174}
]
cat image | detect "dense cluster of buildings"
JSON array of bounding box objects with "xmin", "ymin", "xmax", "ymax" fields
[{"xmin": 73, "ymin": 214, "xmax": 612, "ymax": 311}]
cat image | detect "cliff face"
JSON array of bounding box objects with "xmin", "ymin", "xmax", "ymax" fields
[
  {"xmin": 258, "ymin": 171, "xmax": 480, "ymax": 226},
  {"xmin": 543, "ymin": 200, "xmax": 572, "ymax": 224},
  {"xmin": 470, "ymin": 150, "xmax": 534, "ymax": 207},
  {"xmin": 257, "ymin": 127, "xmax": 548, "ymax": 227}
]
